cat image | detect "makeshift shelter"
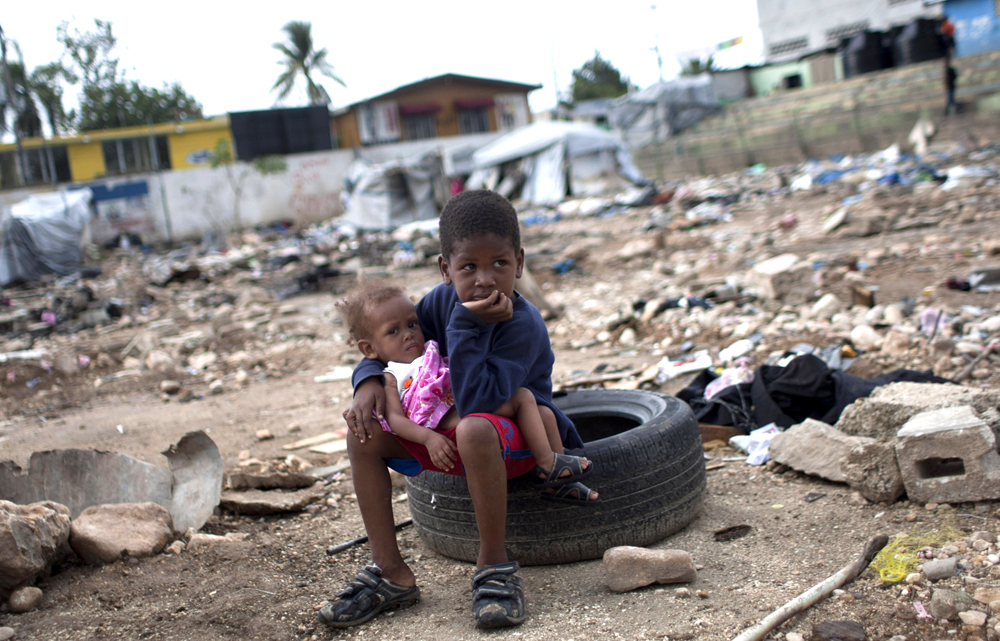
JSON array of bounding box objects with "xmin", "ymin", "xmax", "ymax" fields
[
  {"xmin": 610, "ymin": 75, "xmax": 721, "ymax": 149},
  {"xmin": 468, "ymin": 121, "xmax": 647, "ymax": 206},
  {"xmin": 340, "ymin": 152, "xmax": 449, "ymax": 230},
  {"xmin": 0, "ymin": 189, "xmax": 93, "ymax": 287}
]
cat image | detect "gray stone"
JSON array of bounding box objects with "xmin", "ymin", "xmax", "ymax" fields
[
  {"xmin": 834, "ymin": 382, "xmax": 1000, "ymax": 439},
  {"xmin": 604, "ymin": 546, "xmax": 696, "ymax": 593},
  {"xmin": 842, "ymin": 440, "xmax": 905, "ymax": 503},
  {"xmin": 895, "ymin": 406, "xmax": 1000, "ymax": 504},
  {"xmin": 69, "ymin": 502, "xmax": 174, "ymax": 565},
  {"xmin": 923, "ymin": 557, "xmax": 960, "ymax": 581},
  {"xmin": 930, "ymin": 589, "xmax": 979, "ymax": 620},
  {"xmin": 0, "ymin": 500, "xmax": 71, "ymax": 597},
  {"xmin": 768, "ymin": 419, "xmax": 873, "ymax": 483},
  {"xmin": 8, "ymin": 586, "xmax": 42, "ymax": 613},
  {"xmin": 0, "ymin": 627, "xmax": 13, "ymax": 641}
]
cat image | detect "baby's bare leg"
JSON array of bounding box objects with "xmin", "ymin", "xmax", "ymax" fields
[
  {"xmin": 493, "ymin": 388, "xmax": 555, "ymax": 471},
  {"xmin": 537, "ymin": 404, "xmax": 563, "ymax": 455}
]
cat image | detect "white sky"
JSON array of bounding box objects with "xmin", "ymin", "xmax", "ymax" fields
[{"xmin": 2, "ymin": 0, "xmax": 763, "ymax": 133}]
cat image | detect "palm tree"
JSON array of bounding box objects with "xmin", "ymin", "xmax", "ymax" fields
[
  {"xmin": 30, "ymin": 62, "xmax": 73, "ymax": 135},
  {"xmin": 272, "ymin": 21, "xmax": 345, "ymax": 105}
]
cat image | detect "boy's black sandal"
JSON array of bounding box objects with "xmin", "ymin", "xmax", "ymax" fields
[
  {"xmin": 541, "ymin": 481, "xmax": 602, "ymax": 505},
  {"xmin": 471, "ymin": 561, "xmax": 527, "ymax": 628},
  {"xmin": 533, "ymin": 452, "xmax": 592, "ymax": 489},
  {"xmin": 317, "ymin": 565, "xmax": 420, "ymax": 628}
]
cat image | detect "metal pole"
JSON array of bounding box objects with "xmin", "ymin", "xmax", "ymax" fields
[
  {"xmin": 148, "ymin": 114, "xmax": 172, "ymax": 244},
  {"xmin": 0, "ymin": 24, "xmax": 25, "ymax": 186}
]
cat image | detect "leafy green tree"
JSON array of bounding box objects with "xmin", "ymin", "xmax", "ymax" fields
[
  {"xmin": 30, "ymin": 62, "xmax": 75, "ymax": 135},
  {"xmin": 570, "ymin": 52, "xmax": 633, "ymax": 103},
  {"xmin": 272, "ymin": 21, "xmax": 345, "ymax": 105},
  {"xmin": 1, "ymin": 57, "xmax": 42, "ymax": 139},
  {"xmin": 680, "ymin": 56, "xmax": 718, "ymax": 77},
  {"xmin": 58, "ymin": 19, "xmax": 202, "ymax": 131},
  {"xmin": 209, "ymin": 138, "xmax": 288, "ymax": 232}
]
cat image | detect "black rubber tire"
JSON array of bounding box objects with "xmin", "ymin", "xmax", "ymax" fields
[{"xmin": 405, "ymin": 389, "xmax": 706, "ymax": 566}]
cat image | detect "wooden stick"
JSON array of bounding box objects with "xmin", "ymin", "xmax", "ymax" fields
[
  {"xmin": 955, "ymin": 340, "xmax": 998, "ymax": 383},
  {"xmin": 730, "ymin": 534, "xmax": 888, "ymax": 641}
]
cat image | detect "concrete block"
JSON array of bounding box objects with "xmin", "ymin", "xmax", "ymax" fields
[
  {"xmin": 836, "ymin": 383, "xmax": 1000, "ymax": 439},
  {"xmin": 769, "ymin": 419, "xmax": 874, "ymax": 483},
  {"xmin": 748, "ymin": 254, "xmax": 813, "ymax": 302},
  {"xmin": 895, "ymin": 406, "xmax": 1000, "ymax": 504},
  {"xmin": 842, "ymin": 440, "xmax": 905, "ymax": 503}
]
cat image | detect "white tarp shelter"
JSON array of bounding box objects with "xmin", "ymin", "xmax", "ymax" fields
[
  {"xmin": 341, "ymin": 152, "xmax": 447, "ymax": 230},
  {"xmin": 468, "ymin": 121, "xmax": 647, "ymax": 206},
  {"xmin": 0, "ymin": 188, "xmax": 93, "ymax": 287},
  {"xmin": 610, "ymin": 75, "xmax": 720, "ymax": 149}
]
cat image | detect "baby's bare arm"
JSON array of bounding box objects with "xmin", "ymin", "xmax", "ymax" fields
[{"xmin": 382, "ymin": 375, "xmax": 433, "ymax": 445}]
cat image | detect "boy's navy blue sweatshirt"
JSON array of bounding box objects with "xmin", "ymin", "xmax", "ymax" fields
[{"xmin": 351, "ymin": 282, "xmax": 584, "ymax": 450}]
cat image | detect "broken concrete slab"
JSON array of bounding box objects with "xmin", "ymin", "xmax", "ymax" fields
[
  {"xmin": 219, "ymin": 482, "xmax": 326, "ymax": 515},
  {"xmin": 0, "ymin": 431, "xmax": 222, "ymax": 534},
  {"xmin": 895, "ymin": 406, "xmax": 1000, "ymax": 504},
  {"xmin": 69, "ymin": 502, "xmax": 174, "ymax": 565},
  {"xmin": 603, "ymin": 546, "xmax": 696, "ymax": 593},
  {"xmin": 768, "ymin": 419, "xmax": 874, "ymax": 483},
  {"xmin": 835, "ymin": 382, "xmax": 1000, "ymax": 439},
  {"xmin": 842, "ymin": 440, "xmax": 905, "ymax": 503},
  {"xmin": 0, "ymin": 500, "xmax": 71, "ymax": 598}
]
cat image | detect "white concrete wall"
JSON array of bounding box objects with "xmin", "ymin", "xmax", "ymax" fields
[
  {"xmin": 758, "ymin": 0, "xmax": 941, "ymax": 62},
  {"xmin": 1, "ymin": 132, "xmax": 510, "ymax": 245}
]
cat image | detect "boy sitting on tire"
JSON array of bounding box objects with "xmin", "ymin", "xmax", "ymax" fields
[{"xmin": 320, "ymin": 190, "xmax": 586, "ymax": 630}]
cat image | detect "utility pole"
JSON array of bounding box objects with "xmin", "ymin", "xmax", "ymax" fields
[
  {"xmin": 0, "ymin": 23, "xmax": 26, "ymax": 186},
  {"xmin": 650, "ymin": 5, "xmax": 664, "ymax": 83}
]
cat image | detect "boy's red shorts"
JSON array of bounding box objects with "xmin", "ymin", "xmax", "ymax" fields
[{"xmin": 385, "ymin": 413, "xmax": 536, "ymax": 479}]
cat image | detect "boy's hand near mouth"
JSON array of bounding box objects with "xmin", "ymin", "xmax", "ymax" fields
[{"xmin": 462, "ymin": 291, "xmax": 513, "ymax": 324}]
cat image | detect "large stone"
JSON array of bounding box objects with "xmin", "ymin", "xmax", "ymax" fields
[
  {"xmin": 749, "ymin": 254, "xmax": 813, "ymax": 302},
  {"xmin": 842, "ymin": 440, "xmax": 904, "ymax": 503},
  {"xmin": 895, "ymin": 406, "xmax": 1000, "ymax": 504},
  {"xmin": 603, "ymin": 546, "xmax": 696, "ymax": 593},
  {"xmin": 835, "ymin": 382, "xmax": 1000, "ymax": 439},
  {"xmin": 187, "ymin": 352, "xmax": 218, "ymax": 370},
  {"xmin": 768, "ymin": 419, "xmax": 873, "ymax": 483},
  {"xmin": 0, "ymin": 500, "xmax": 71, "ymax": 597},
  {"xmin": 144, "ymin": 350, "xmax": 175, "ymax": 373},
  {"xmin": 69, "ymin": 502, "xmax": 174, "ymax": 565},
  {"xmin": 923, "ymin": 557, "xmax": 960, "ymax": 581},
  {"xmin": 929, "ymin": 589, "xmax": 979, "ymax": 620},
  {"xmin": 8, "ymin": 586, "xmax": 43, "ymax": 613}
]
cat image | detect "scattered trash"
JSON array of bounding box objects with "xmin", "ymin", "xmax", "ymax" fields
[{"xmin": 729, "ymin": 423, "xmax": 779, "ymax": 466}]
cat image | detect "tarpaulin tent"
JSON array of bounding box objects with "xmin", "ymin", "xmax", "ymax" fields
[
  {"xmin": 340, "ymin": 152, "xmax": 448, "ymax": 230},
  {"xmin": 468, "ymin": 121, "xmax": 647, "ymax": 206},
  {"xmin": 0, "ymin": 189, "xmax": 93, "ymax": 287},
  {"xmin": 610, "ymin": 75, "xmax": 721, "ymax": 149}
]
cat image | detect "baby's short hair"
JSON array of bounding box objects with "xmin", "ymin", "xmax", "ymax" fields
[
  {"xmin": 439, "ymin": 190, "xmax": 520, "ymax": 258},
  {"xmin": 336, "ymin": 280, "xmax": 405, "ymax": 343}
]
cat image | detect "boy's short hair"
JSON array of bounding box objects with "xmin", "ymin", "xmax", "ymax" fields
[
  {"xmin": 439, "ymin": 190, "xmax": 520, "ymax": 258},
  {"xmin": 336, "ymin": 280, "xmax": 405, "ymax": 343}
]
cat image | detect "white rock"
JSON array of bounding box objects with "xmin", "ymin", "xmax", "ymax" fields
[
  {"xmin": 981, "ymin": 316, "xmax": 1000, "ymax": 333},
  {"xmin": 187, "ymin": 352, "xmax": 218, "ymax": 370},
  {"xmin": 811, "ymin": 294, "xmax": 844, "ymax": 321},
  {"xmin": 0, "ymin": 627, "xmax": 13, "ymax": 641},
  {"xmin": 209, "ymin": 380, "xmax": 224, "ymax": 395},
  {"xmin": 618, "ymin": 328, "xmax": 637, "ymax": 345},
  {"xmin": 851, "ymin": 325, "xmax": 883, "ymax": 351},
  {"xmin": 865, "ymin": 304, "xmax": 886, "ymax": 325},
  {"xmin": 144, "ymin": 350, "xmax": 175, "ymax": 373},
  {"xmin": 883, "ymin": 303, "xmax": 906, "ymax": 325}
]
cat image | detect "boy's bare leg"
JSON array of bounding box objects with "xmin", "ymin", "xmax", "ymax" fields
[
  {"xmin": 346, "ymin": 426, "xmax": 417, "ymax": 587},
  {"xmin": 454, "ymin": 416, "xmax": 509, "ymax": 568}
]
